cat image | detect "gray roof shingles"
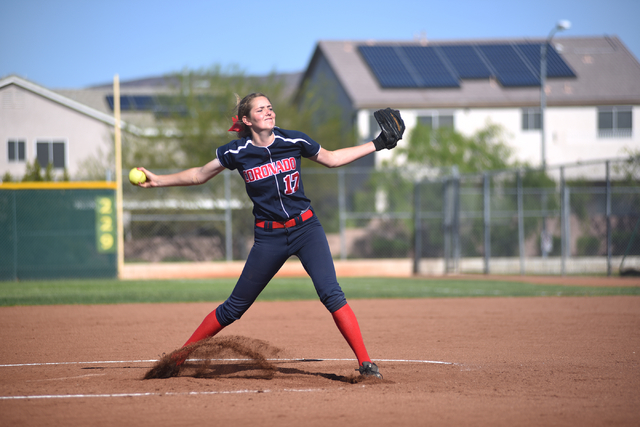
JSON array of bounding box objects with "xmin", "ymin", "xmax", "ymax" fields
[{"xmin": 307, "ymin": 36, "xmax": 640, "ymax": 109}]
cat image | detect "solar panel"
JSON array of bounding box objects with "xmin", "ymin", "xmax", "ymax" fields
[
  {"xmin": 105, "ymin": 95, "xmax": 139, "ymax": 111},
  {"xmin": 516, "ymin": 43, "xmax": 576, "ymax": 78},
  {"xmin": 106, "ymin": 95, "xmax": 166, "ymax": 112},
  {"xmin": 438, "ymin": 45, "xmax": 492, "ymax": 79},
  {"xmin": 546, "ymin": 46, "xmax": 576, "ymax": 78},
  {"xmin": 131, "ymin": 96, "xmax": 155, "ymax": 110},
  {"xmin": 358, "ymin": 45, "xmax": 421, "ymax": 88},
  {"xmin": 477, "ymin": 44, "xmax": 540, "ymax": 87},
  {"xmin": 153, "ymin": 96, "xmax": 189, "ymax": 117},
  {"xmin": 401, "ymin": 46, "xmax": 460, "ymax": 87},
  {"xmin": 358, "ymin": 41, "xmax": 576, "ymax": 89},
  {"xmin": 119, "ymin": 96, "xmax": 133, "ymax": 110}
]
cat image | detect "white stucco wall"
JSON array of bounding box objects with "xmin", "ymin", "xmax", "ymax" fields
[
  {"xmin": 365, "ymin": 105, "xmax": 640, "ymax": 168},
  {"xmin": 1, "ymin": 85, "xmax": 113, "ymax": 179},
  {"xmin": 456, "ymin": 105, "xmax": 640, "ymax": 166}
]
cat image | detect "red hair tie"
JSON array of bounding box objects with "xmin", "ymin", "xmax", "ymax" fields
[{"xmin": 228, "ymin": 116, "xmax": 243, "ymax": 132}]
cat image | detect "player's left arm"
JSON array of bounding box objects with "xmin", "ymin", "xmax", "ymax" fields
[
  {"xmin": 310, "ymin": 142, "xmax": 376, "ymax": 168},
  {"xmin": 311, "ymin": 108, "xmax": 405, "ymax": 168}
]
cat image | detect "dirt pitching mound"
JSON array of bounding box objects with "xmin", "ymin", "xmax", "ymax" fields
[
  {"xmin": 144, "ymin": 335, "xmax": 283, "ymax": 380},
  {"xmin": 143, "ymin": 335, "xmax": 375, "ymax": 384}
]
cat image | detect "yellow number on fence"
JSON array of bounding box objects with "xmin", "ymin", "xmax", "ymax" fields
[
  {"xmin": 99, "ymin": 233, "xmax": 114, "ymax": 251},
  {"xmin": 100, "ymin": 216, "xmax": 113, "ymax": 232},
  {"xmin": 98, "ymin": 197, "xmax": 112, "ymax": 214},
  {"xmin": 95, "ymin": 196, "xmax": 116, "ymax": 253}
]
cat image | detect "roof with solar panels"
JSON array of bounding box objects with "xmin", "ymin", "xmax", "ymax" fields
[{"xmin": 298, "ymin": 36, "xmax": 640, "ymax": 109}]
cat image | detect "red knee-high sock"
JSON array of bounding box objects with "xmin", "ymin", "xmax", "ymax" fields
[
  {"xmin": 182, "ymin": 309, "xmax": 225, "ymax": 348},
  {"xmin": 331, "ymin": 303, "xmax": 371, "ymax": 366}
]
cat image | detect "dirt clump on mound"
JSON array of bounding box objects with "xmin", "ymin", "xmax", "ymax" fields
[{"xmin": 144, "ymin": 335, "xmax": 283, "ymax": 380}]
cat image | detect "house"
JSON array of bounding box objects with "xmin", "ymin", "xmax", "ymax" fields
[
  {"xmin": 0, "ymin": 75, "xmax": 183, "ymax": 181},
  {"xmin": 1, "ymin": 75, "xmax": 117, "ymax": 180},
  {"xmin": 295, "ymin": 36, "xmax": 640, "ymax": 168}
]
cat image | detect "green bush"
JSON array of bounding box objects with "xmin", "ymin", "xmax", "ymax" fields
[
  {"xmin": 577, "ymin": 235, "xmax": 601, "ymax": 256},
  {"xmin": 371, "ymin": 236, "xmax": 410, "ymax": 258}
]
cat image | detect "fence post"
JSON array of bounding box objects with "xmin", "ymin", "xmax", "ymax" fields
[
  {"xmin": 443, "ymin": 177, "xmax": 452, "ymax": 273},
  {"xmin": 224, "ymin": 169, "xmax": 233, "ymax": 261},
  {"xmin": 483, "ymin": 173, "xmax": 491, "ymax": 274},
  {"xmin": 413, "ymin": 180, "xmax": 422, "ymax": 275},
  {"xmin": 606, "ymin": 161, "xmax": 612, "ymax": 276},
  {"xmin": 517, "ymin": 170, "xmax": 525, "ymax": 275},
  {"xmin": 452, "ymin": 167, "xmax": 461, "ymax": 274},
  {"xmin": 541, "ymin": 191, "xmax": 548, "ymax": 259},
  {"xmin": 560, "ymin": 166, "xmax": 566, "ymax": 276},
  {"xmin": 565, "ymin": 186, "xmax": 571, "ymax": 260},
  {"xmin": 338, "ymin": 168, "xmax": 347, "ymax": 261}
]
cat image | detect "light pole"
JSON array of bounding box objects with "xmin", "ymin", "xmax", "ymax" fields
[
  {"xmin": 540, "ymin": 20, "xmax": 570, "ymax": 259},
  {"xmin": 540, "ymin": 20, "xmax": 571, "ymax": 169}
]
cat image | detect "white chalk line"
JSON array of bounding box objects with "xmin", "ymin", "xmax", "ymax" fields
[
  {"xmin": 26, "ymin": 373, "xmax": 107, "ymax": 382},
  {"xmin": 0, "ymin": 358, "xmax": 453, "ymax": 368},
  {"xmin": 0, "ymin": 359, "xmax": 157, "ymax": 368},
  {"xmin": 0, "ymin": 388, "xmax": 323, "ymax": 400},
  {"xmin": 0, "ymin": 358, "xmax": 453, "ymax": 401}
]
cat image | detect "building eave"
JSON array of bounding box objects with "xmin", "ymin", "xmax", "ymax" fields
[{"xmin": 0, "ymin": 75, "xmax": 143, "ymax": 135}]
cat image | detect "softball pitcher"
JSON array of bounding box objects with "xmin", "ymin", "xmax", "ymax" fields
[{"xmin": 136, "ymin": 93, "xmax": 404, "ymax": 379}]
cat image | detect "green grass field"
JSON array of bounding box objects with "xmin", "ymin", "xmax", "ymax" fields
[{"xmin": 0, "ymin": 277, "xmax": 638, "ymax": 306}]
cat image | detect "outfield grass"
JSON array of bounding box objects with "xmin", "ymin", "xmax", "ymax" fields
[{"xmin": 0, "ymin": 277, "xmax": 638, "ymax": 306}]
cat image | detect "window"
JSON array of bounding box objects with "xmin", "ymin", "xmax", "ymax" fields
[
  {"xmin": 417, "ymin": 112, "xmax": 454, "ymax": 129},
  {"xmin": 522, "ymin": 108, "xmax": 541, "ymax": 130},
  {"xmin": 598, "ymin": 106, "xmax": 632, "ymax": 138},
  {"xmin": 36, "ymin": 141, "xmax": 66, "ymax": 168},
  {"xmin": 7, "ymin": 140, "xmax": 26, "ymax": 162}
]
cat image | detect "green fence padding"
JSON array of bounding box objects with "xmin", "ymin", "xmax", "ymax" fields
[{"xmin": 0, "ymin": 184, "xmax": 117, "ymax": 280}]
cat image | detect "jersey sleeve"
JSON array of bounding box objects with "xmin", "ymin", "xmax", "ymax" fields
[
  {"xmin": 216, "ymin": 142, "xmax": 237, "ymax": 170},
  {"xmin": 278, "ymin": 129, "xmax": 321, "ymax": 158},
  {"xmin": 300, "ymin": 134, "xmax": 321, "ymax": 158}
]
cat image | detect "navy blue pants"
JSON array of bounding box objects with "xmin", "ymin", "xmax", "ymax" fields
[{"xmin": 215, "ymin": 213, "xmax": 347, "ymax": 326}]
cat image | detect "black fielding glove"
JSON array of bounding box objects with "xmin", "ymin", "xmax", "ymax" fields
[{"xmin": 372, "ymin": 108, "xmax": 405, "ymax": 151}]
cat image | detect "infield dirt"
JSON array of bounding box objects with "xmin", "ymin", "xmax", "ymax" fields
[{"xmin": 1, "ymin": 292, "xmax": 639, "ymax": 426}]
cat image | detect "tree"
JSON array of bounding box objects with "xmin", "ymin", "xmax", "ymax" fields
[
  {"xmin": 368, "ymin": 122, "xmax": 563, "ymax": 258},
  {"xmin": 613, "ymin": 147, "xmax": 640, "ymax": 186},
  {"xmin": 393, "ymin": 121, "xmax": 514, "ymax": 174},
  {"xmin": 131, "ymin": 66, "xmax": 352, "ymax": 170},
  {"xmin": 22, "ymin": 159, "xmax": 43, "ymax": 182},
  {"xmin": 43, "ymin": 163, "xmax": 54, "ymax": 181}
]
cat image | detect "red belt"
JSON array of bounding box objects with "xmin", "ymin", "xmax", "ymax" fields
[{"xmin": 256, "ymin": 209, "xmax": 313, "ymax": 229}]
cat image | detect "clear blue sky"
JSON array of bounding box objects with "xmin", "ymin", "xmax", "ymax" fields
[{"xmin": 2, "ymin": 0, "xmax": 639, "ymax": 89}]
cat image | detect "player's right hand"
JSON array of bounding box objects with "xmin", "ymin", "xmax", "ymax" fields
[{"xmin": 135, "ymin": 167, "xmax": 157, "ymax": 188}]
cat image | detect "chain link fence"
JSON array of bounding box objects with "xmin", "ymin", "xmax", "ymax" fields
[
  {"xmin": 2, "ymin": 158, "xmax": 637, "ymax": 280},
  {"xmin": 122, "ymin": 157, "xmax": 639, "ymax": 276},
  {"xmin": 416, "ymin": 158, "xmax": 640, "ymax": 275}
]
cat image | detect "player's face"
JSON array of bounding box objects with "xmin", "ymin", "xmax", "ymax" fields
[{"xmin": 244, "ymin": 97, "xmax": 276, "ymax": 131}]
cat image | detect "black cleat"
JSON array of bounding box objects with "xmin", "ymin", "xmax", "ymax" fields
[{"xmin": 357, "ymin": 361, "xmax": 383, "ymax": 379}]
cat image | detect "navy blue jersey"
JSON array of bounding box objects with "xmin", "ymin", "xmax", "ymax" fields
[{"xmin": 216, "ymin": 127, "xmax": 321, "ymax": 221}]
